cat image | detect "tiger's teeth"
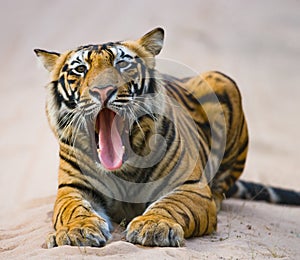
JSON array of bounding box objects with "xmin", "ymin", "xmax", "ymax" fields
[{"xmin": 122, "ymin": 146, "xmax": 125, "ymax": 151}]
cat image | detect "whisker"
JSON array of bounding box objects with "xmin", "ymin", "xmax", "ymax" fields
[
  {"xmin": 127, "ymin": 105, "xmax": 146, "ymax": 140},
  {"xmin": 131, "ymin": 99, "xmax": 158, "ymax": 122}
]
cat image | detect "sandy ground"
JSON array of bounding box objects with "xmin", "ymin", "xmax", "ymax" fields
[{"xmin": 0, "ymin": 0, "xmax": 299, "ymax": 259}]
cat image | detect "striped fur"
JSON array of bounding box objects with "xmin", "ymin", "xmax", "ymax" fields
[{"xmin": 34, "ymin": 28, "xmax": 297, "ymax": 248}]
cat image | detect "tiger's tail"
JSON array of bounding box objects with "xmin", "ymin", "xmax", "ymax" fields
[{"xmin": 226, "ymin": 180, "xmax": 300, "ymax": 206}]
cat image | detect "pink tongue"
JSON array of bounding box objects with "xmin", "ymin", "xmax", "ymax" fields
[{"xmin": 97, "ymin": 109, "xmax": 123, "ymax": 171}]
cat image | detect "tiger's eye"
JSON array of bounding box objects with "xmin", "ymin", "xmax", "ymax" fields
[
  {"xmin": 74, "ymin": 65, "xmax": 87, "ymax": 73},
  {"xmin": 117, "ymin": 60, "xmax": 130, "ymax": 69}
]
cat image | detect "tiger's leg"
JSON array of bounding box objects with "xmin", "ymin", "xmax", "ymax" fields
[
  {"xmin": 126, "ymin": 182, "xmax": 217, "ymax": 246},
  {"xmin": 47, "ymin": 183, "xmax": 111, "ymax": 248}
]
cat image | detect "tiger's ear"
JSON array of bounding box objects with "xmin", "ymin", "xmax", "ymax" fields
[
  {"xmin": 138, "ymin": 27, "xmax": 164, "ymax": 56},
  {"xmin": 34, "ymin": 49, "xmax": 61, "ymax": 72}
]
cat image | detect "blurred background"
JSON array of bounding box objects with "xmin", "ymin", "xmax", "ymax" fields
[{"xmin": 0, "ymin": 0, "xmax": 299, "ymax": 213}]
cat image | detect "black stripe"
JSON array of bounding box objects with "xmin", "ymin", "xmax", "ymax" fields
[
  {"xmin": 59, "ymin": 152, "xmax": 81, "ymax": 173},
  {"xmin": 67, "ymin": 204, "xmax": 91, "ymax": 224},
  {"xmin": 180, "ymin": 189, "xmax": 213, "ymax": 201},
  {"xmin": 118, "ymin": 48, "xmax": 132, "ymax": 59},
  {"xmin": 225, "ymin": 174, "xmax": 237, "ymax": 190},
  {"xmin": 68, "ymin": 79, "xmax": 76, "ymax": 84},
  {"xmin": 166, "ymin": 197, "xmax": 200, "ymax": 236},
  {"xmin": 182, "ymin": 179, "xmax": 200, "ymax": 185},
  {"xmin": 68, "ymin": 70, "xmax": 80, "ymax": 76},
  {"xmin": 213, "ymin": 71, "xmax": 238, "ymax": 87},
  {"xmin": 70, "ymin": 58, "xmax": 80, "ymax": 66},
  {"xmin": 177, "ymin": 211, "xmax": 190, "ymax": 228},
  {"xmin": 55, "ymin": 195, "xmax": 77, "ymax": 209},
  {"xmin": 149, "ymin": 205, "xmax": 175, "ymax": 219},
  {"xmin": 53, "ymin": 195, "xmax": 84, "ymax": 229},
  {"xmin": 53, "ymin": 208, "xmax": 60, "ymax": 229},
  {"xmin": 234, "ymin": 157, "xmax": 246, "ymax": 166},
  {"xmin": 224, "ymin": 116, "xmax": 245, "ymax": 155},
  {"xmin": 223, "ymin": 92, "xmax": 233, "ymax": 128},
  {"xmin": 232, "ymin": 164, "xmax": 245, "ymax": 172},
  {"xmin": 87, "ymin": 50, "xmax": 92, "ymax": 60},
  {"xmin": 101, "ymin": 46, "xmax": 114, "ymax": 62},
  {"xmin": 58, "ymin": 75, "xmax": 68, "ymax": 96},
  {"xmin": 209, "ymin": 121, "xmax": 226, "ymax": 145},
  {"xmin": 122, "ymin": 54, "xmax": 133, "ymax": 59},
  {"xmin": 62, "ymin": 64, "xmax": 68, "ymax": 72},
  {"xmin": 74, "ymin": 214, "xmax": 89, "ymax": 220},
  {"xmin": 238, "ymin": 136, "xmax": 249, "ymax": 154},
  {"xmin": 195, "ymin": 121, "xmax": 211, "ymax": 146},
  {"xmin": 159, "ymin": 199, "xmax": 188, "ymax": 215},
  {"xmin": 56, "ymin": 199, "xmax": 75, "ymax": 228},
  {"xmin": 153, "ymin": 139, "xmax": 179, "ymax": 181},
  {"xmin": 166, "ymin": 83, "xmax": 195, "ymax": 112},
  {"xmin": 197, "ymin": 92, "xmax": 229, "ymax": 107},
  {"xmin": 140, "ymin": 71, "xmax": 146, "ymax": 94},
  {"xmin": 147, "ymin": 78, "xmax": 156, "ymax": 94},
  {"xmin": 116, "ymin": 94, "xmax": 130, "ymax": 99},
  {"xmin": 147, "ymin": 136, "xmax": 181, "ymax": 190},
  {"xmin": 51, "ymin": 81, "xmax": 64, "ymax": 109},
  {"xmin": 58, "ymin": 183, "xmax": 107, "ymax": 208}
]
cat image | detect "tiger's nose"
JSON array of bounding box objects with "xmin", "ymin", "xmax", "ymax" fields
[{"xmin": 89, "ymin": 86, "xmax": 116, "ymax": 105}]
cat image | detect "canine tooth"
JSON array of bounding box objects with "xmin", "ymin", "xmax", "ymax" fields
[
  {"xmin": 122, "ymin": 146, "xmax": 125, "ymax": 151},
  {"xmin": 97, "ymin": 148, "xmax": 101, "ymax": 153}
]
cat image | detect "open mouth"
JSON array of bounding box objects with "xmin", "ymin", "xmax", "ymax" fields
[{"xmin": 95, "ymin": 108, "xmax": 125, "ymax": 171}]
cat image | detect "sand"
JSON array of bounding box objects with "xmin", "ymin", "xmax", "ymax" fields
[{"xmin": 0, "ymin": 0, "xmax": 299, "ymax": 259}]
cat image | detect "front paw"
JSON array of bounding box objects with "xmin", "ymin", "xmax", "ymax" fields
[
  {"xmin": 126, "ymin": 215, "xmax": 184, "ymax": 247},
  {"xmin": 47, "ymin": 216, "xmax": 111, "ymax": 248}
]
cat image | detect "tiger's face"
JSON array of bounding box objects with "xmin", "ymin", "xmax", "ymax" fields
[{"xmin": 35, "ymin": 28, "xmax": 165, "ymax": 171}]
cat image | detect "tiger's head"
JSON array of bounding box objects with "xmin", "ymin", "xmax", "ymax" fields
[{"xmin": 35, "ymin": 28, "xmax": 165, "ymax": 171}]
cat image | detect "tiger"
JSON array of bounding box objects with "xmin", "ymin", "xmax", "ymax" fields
[{"xmin": 34, "ymin": 27, "xmax": 300, "ymax": 248}]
